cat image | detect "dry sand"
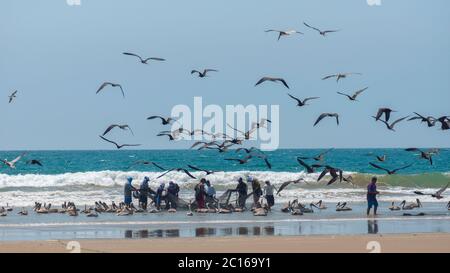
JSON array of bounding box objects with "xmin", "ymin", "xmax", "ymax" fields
[{"xmin": 1, "ymin": 233, "xmax": 450, "ymax": 253}]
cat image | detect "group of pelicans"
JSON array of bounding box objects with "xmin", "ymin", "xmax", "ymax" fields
[{"xmin": 2, "ymin": 198, "xmax": 450, "ymax": 218}]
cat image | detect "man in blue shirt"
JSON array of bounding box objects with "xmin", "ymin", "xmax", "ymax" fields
[
  {"xmin": 124, "ymin": 177, "xmax": 137, "ymax": 206},
  {"xmin": 367, "ymin": 177, "xmax": 380, "ymax": 216}
]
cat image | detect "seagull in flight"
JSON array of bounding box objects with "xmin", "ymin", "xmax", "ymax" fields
[
  {"xmin": 375, "ymin": 108, "xmax": 396, "ymax": 122},
  {"xmin": 255, "ymin": 77, "xmax": 289, "ymax": 89},
  {"xmin": 99, "ymin": 136, "xmax": 141, "ymax": 149},
  {"xmin": 373, "ymin": 115, "xmax": 409, "ymax": 131},
  {"xmin": 303, "ymin": 22, "xmax": 340, "ymax": 36},
  {"xmin": 265, "ymin": 29, "xmax": 303, "ymax": 41},
  {"xmin": 414, "ymin": 183, "xmax": 449, "ymax": 200},
  {"xmin": 1, "ymin": 153, "xmax": 26, "ymax": 169},
  {"xmin": 191, "ymin": 69, "xmax": 218, "ymax": 78},
  {"xmin": 96, "ymin": 82, "xmax": 125, "ymax": 98},
  {"xmin": 322, "ymin": 73, "xmax": 362, "ymax": 82},
  {"xmin": 369, "ymin": 162, "xmax": 413, "ymax": 175},
  {"xmin": 122, "ymin": 52, "xmax": 165, "ymax": 64},
  {"xmin": 8, "ymin": 90, "xmax": 18, "ymax": 103},
  {"xmin": 147, "ymin": 116, "xmax": 178, "ymax": 125},
  {"xmin": 337, "ymin": 87, "xmax": 368, "ymax": 101},
  {"xmin": 156, "ymin": 168, "xmax": 196, "ymax": 179},
  {"xmin": 314, "ymin": 113, "xmax": 339, "ymax": 127},
  {"xmin": 102, "ymin": 124, "xmax": 134, "ymax": 136},
  {"xmin": 287, "ymin": 94, "xmax": 320, "ymax": 107}
]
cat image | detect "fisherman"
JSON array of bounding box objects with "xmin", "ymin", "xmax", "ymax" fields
[
  {"xmin": 124, "ymin": 177, "xmax": 137, "ymax": 206},
  {"xmin": 367, "ymin": 176, "xmax": 380, "ymax": 216},
  {"xmin": 235, "ymin": 177, "xmax": 248, "ymax": 209},
  {"xmin": 263, "ymin": 180, "xmax": 276, "ymax": 208},
  {"xmin": 155, "ymin": 183, "xmax": 165, "ymax": 210},
  {"xmin": 195, "ymin": 179, "xmax": 207, "ymax": 209},
  {"xmin": 249, "ymin": 176, "xmax": 263, "ymax": 208},
  {"xmin": 167, "ymin": 181, "xmax": 180, "ymax": 209},
  {"xmin": 138, "ymin": 176, "xmax": 150, "ymax": 210},
  {"xmin": 205, "ymin": 180, "xmax": 217, "ymax": 205}
]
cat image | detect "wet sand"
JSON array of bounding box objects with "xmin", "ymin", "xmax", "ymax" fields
[{"xmin": 1, "ymin": 233, "xmax": 450, "ymax": 253}]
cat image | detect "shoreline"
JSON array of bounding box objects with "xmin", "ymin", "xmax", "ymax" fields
[{"xmin": 1, "ymin": 233, "xmax": 450, "ymax": 253}]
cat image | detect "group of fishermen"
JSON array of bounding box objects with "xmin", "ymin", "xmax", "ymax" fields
[{"xmin": 123, "ymin": 175, "xmax": 277, "ymax": 211}]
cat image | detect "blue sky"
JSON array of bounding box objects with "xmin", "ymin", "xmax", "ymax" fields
[{"xmin": 1, "ymin": 0, "xmax": 449, "ymax": 150}]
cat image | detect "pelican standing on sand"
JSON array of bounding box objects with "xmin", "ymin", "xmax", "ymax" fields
[{"xmin": 400, "ymin": 199, "xmax": 422, "ymax": 210}]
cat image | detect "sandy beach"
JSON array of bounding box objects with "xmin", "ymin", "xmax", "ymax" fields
[{"xmin": 1, "ymin": 233, "xmax": 450, "ymax": 253}]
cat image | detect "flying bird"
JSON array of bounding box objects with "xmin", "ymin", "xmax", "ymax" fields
[
  {"xmin": 375, "ymin": 108, "xmax": 396, "ymax": 122},
  {"xmin": 322, "ymin": 73, "xmax": 362, "ymax": 82},
  {"xmin": 225, "ymin": 155, "xmax": 253, "ymax": 165},
  {"xmin": 405, "ymin": 148, "xmax": 434, "ymax": 165},
  {"xmin": 156, "ymin": 168, "xmax": 196, "ymax": 179},
  {"xmin": 147, "ymin": 116, "xmax": 178, "ymax": 125},
  {"xmin": 408, "ymin": 113, "xmax": 436, "ymax": 128},
  {"xmin": 276, "ymin": 179, "xmax": 304, "ymax": 195},
  {"xmin": 127, "ymin": 160, "xmax": 165, "ymax": 170},
  {"xmin": 337, "ymin": 87, "xmax": 368, "ymax": 101},
  {"xmin": 98, "ymin": 135, "xmax": 141, "ymax": 149},
  {"xmin": 102, "ymin": 124, "xmax": 134, "ymax": 136},
  {"xmin": 317, "ymin": 166, "xmax": 343, "ymax": 186},
  {"xmin": 296, "ymin": 158, "xmax": 322, "ymax": 173},
  {"xmin": 188, "ymin": 165, "xmax": 215, "ymax": 176},
  {"xmin": 8, "ymin": 90, "xmax": 17, "ymax": 103},
  {"xmin": 298, "ymin": 148, "xmax": 334, "ymax": 162},
  {"xmin": 373, "ymin": 115, "xmax": 409, "ymax": 131},
  {"xmin": 314, "ymin": 113, "xmax": 339, "ymax": 127},
  {"xmin": 1, "ymin": 153, "xmax": 26, "ymax": 169},
  {"xmin": 265, "ymin": 29, "xmax": 303, "ymax": 41},
  {"xmin": 287, "ymin": 94, "xmax": 320, "ymax": 107},
  {"xmin": 414, "ymin": 183, "xmax": 449, "ymax": 200},
  {"xmin": 122, "ymin": 52, "xmax": 165, "ymax": 64},
  {"xmin": 255, "ymin": 77, "xmax": 289, "ymax": 89},
  {"xmin": 303, "ymin": 22, "xmax": 340, "ymax": 36},
  {"xmin": 96, "ymin": 82, "xmax": 125, "ymax": 98},
  {"xmin": 369, "ymin": 162, "xmax": 413, "ymax": 175},
  {"xmin": 191, "ymin": 69, "xmax": 218, "ymax": 78},
  {"xmin": 26, "ymin": 159, "xmax": 43, "ymax": 167},
  {"xmin": 436, "ymin": 116, "xmax": 450, "ymax": 130}
]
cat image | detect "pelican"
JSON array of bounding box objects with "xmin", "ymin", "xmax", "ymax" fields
[
  {"xmin": 18, "ymin": 208, "xmax": 28, "ymax": 216},
  {"xmin": 0, "ymin": 208, "xmax": 6, "ymax": 217},
  {"xmin": 147, "ymin": 115, "xmax": 178, "ymax": 125},
  {"xmin": 414, "ymin": 183, "xmax": 448, "ymax": 200},
  {"xmin": 276, "ymin": 179, "xmax": 304, "ymax": 195},
  {"xmin": 408, "ymin": 113, "xmax": 436, "ymax": 127},
  {"xmin": 5, "ymin": 203, "xmax": 13, "ymax": 212},
  {"xmin": 337, "ymin": 87, "xmax": 368, "ymax": 101},
  {"xmin": 310, "ymin": 200, "xmax": 327, "ymax": 210},
  {"xmin": 336, "ymin": 202, "xmax": 352, "ymax": 211},
  {"xmin": 373, "ymin": 115, "xmax": 410, "ymax": 131},
  {"xmin": 389, "ymin": 202, "xmax": 401, "ymax": 211},
  {"xmin": 96, "ymin": 82, "xmax": 125, "ymax": 98},
  {"xmin": 400, "ymin": 199, "xmax": 422, "ymax": 210},
  {"xmin": 191, "ymin": 69, "xmax": 218, "ymax": 78},
  {"xmin": 8, "ymin": 90, "xmax": 18, "ymax": 103},
  {"xmin": 117, "ymin": 206, "xmax": 133, "ymax": 216},
  {"xmin": 1, "ymin": 153, "xmax": 26, "ymax": 169},
  {"xmin": 317, "ymin": 165, "xmax": 344, "ymax": 186},
  {"xmin": 303, "ymin": 22, "xmax": 340, "ymax": 36},
  {"xmin": 168, "ymin": 204, "xmax": 177, "ymax": 213},
  {"xmin": 253, "ymin": 207, "xmax": 268, "ymax": 216},
  {"xmin": 188, "ymin": 165, "xmax": 215, "ymax": 176},
  {"xmin": 375, "ymin": 108, "xmax": 396, "ymax": 122},
  {"xmin": 296, "ymin": 158, "xmax": 321, "ymax": 174},
  {"xmin": 287, "ymin": 93, "xmax": 320, "ymax": 107},
  {"xmin": 436, "ymin": 116, "xmax": 450, "ymax": 130},
  {"xmin": 127, "ymin": 160, "xmax": 165, "ymax": 171},
  {"xmin": 298, "ymin": 148, "xmax": 333, "ymax": 162},
  {"xmin": 255, "ymin": 76, "xmax": 289, "ymax": 89},
  {"xmin": 217, "ymin": 202, "xmax": 232, "ymax": 214},
  {"xmin": 405, "ymin": 148, "xmax": 434, "ymax": 165},
  {"xmin": 322, "ymin": 73, "xmax": 361, "ymax": 82},
  {"xmin": 26, "ymin": 159, "xmax": 43, "ymax": 166},
  {"xmin": 122, "ymin": 52, "xmax": 165, "ymax": 64},
  {"xmin": 99, "ymin": 135, "xmax": 141, "ymax": 149},
  {"xmin": 369, "ymin": 162, "xmax": 413, "ymax": 175},
  {"xmin": 157, "ymin": 168, "xmax": 196, "ymax": 179},
  {"xmin": 314, "ymin": 113, "xmax": 339, "ymax": 127},
  {"xmin": 102, "ymin": 124, "xmax": 134, "ymax": 136},
  {"xmin": 265, "ymin": 29, "xmax": 303, "ymax": 41},
  {"xmin": 281, "ymin": 201, "xmax": 291, "ymax": 213},
  {"xmin": 86, "ymin": 210, "xmax": 99, "ymax": 217}
]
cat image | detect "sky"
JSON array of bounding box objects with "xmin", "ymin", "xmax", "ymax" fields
[{"xmin": 1, "ymin": 0, "xmax": 449, "ymax": 150}]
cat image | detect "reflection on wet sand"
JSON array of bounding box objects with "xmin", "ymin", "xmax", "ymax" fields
[
  {"xmin": 368, "ymin": 220, "xmax": 379, "ymax": 234},
  {"xmin": 124, "ymin": 225, "xmax": 277, "ymax": 239}
]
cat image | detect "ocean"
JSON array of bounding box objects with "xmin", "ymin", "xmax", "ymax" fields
[{"xmin": 1, "ymin": 148, "xmax": 450, "ymax": 241}]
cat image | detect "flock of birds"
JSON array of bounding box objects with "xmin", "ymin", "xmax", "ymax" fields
[{"xmin": 2, "ymin": 20, "xmax": 450, "ymax": 217}]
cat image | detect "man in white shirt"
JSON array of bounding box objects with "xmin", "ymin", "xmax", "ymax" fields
[{"xmin": 263, "ymin": 181, "xmax": 276, "ymax": 208}]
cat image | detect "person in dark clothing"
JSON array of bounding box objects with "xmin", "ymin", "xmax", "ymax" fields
[
  {"xmin": 195, "ymin": 179, "xmax": 207, "ymax": 209},
  {"xmin": 155, "ymin": 183, "xmax": 165, "ymax": 210},
  {"xmin": 249, "ymin": 176, "xmax": 263, "ymax": 208},
  {"xmin": 167, "ymin": 181, "xmax": 180, "ymax": 209},
  {"xmin": 263, "ymin": 181, "xmax": 276, "ymax": 208},
  {"xmin": 367, "ymin": 177, "xmax": 380, "ymax": 216},
  {"xmin": 124, "ymin": 177, "xmax": 137, "ymax": 206},
  {"xmin": 138, "ymin": 177, "xmax": 150, "ymax": 210},
  {"xmin": 235, "ymin": 177, "xmax": 248, "ymax": 209}
]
